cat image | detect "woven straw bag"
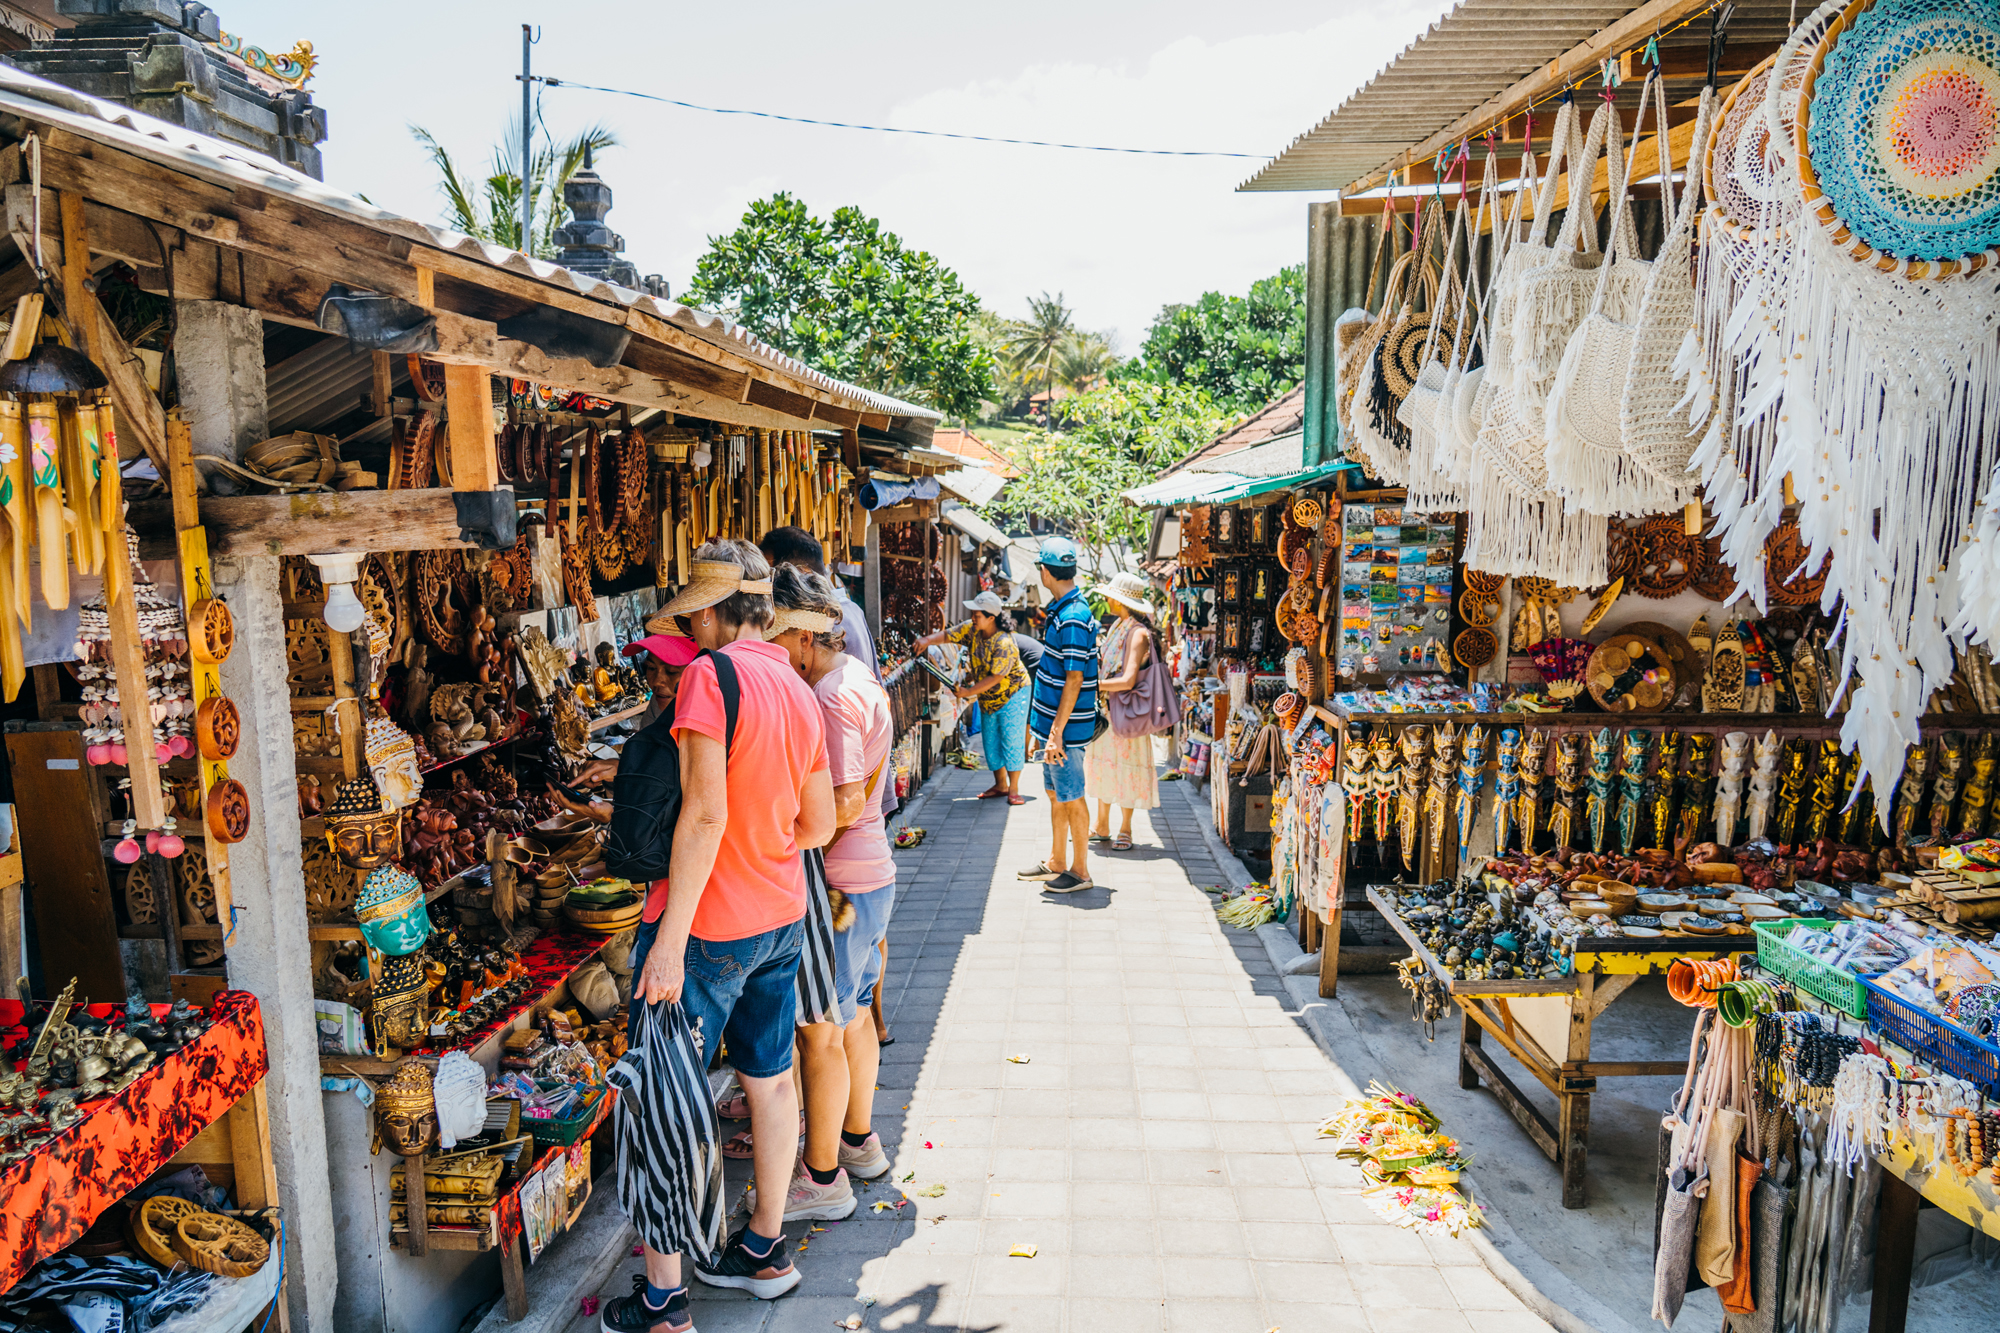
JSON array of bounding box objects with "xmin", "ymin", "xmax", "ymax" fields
[
  {"xmin": 1545, "ymin": 75, "xmax": 1684, "ymax": 516},
  {"xmin": 1624, "ymin": 85, "xmax": 1718, "ymax": 501},
  {"xmin": 1352, "ymin": 245, "xmax": 1438, "ymax": 483},
  {"xmin": 1508, "ymin": 100, "xmax": 1617, "ymax": 416},
  {"xmin": 1402, "ymin": 194, "xmax": 1482, "ymax": 510},
  {"xmin": 1334, "ymin": 212, "xmax": 1400, "ymax": 449}
]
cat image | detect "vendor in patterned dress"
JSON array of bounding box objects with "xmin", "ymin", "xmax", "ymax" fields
[
  {"xmin": 1087, "ymin": 571, "xmax": 1161, "ymax": 849},
  {"xmin": 914, "ymin": 591, "xmax": 1032, "ymax": 805}
]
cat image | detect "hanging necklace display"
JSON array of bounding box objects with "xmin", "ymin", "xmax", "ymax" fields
[{"xmin": 1545, "ymin": 72, "xmax": 1689, "ymax": 517}]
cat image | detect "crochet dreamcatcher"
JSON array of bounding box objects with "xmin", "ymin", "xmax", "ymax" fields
[{"xmin": 1762, "ymin": 0, "xmax": 2000, "ymax": 810}]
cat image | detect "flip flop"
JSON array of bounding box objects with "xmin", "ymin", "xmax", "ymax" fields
[
  {"xmin": 1006, "ymin": 794, "xmax": 1030, "ymax": 806},
  {"xmin": 721, "ymin": 1131, "xmax": 755, "ymax": 1159},
  {"xmin": 1112, "ymin": 835, "xmax": 1133, "ymax": 851},
  {"xmin": 976, "ymin": 789, "xmax": 1008, "ymax": 799},
  {"xmin": 1087, "ymin": 833, "xmax": 1110, "ymax": 844}
]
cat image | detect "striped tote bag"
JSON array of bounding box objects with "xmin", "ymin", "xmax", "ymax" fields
[
  {"xmin": 794, "ymin": 849, "xmax": 841, "ymax": 1027},
  {"xmin": 608, "ymin": 1000, "xmax": 724, "ymax": 1265}
]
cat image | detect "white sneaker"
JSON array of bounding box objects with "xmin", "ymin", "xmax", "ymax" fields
[
  {"xmin": 779, "ymin": 1166, "xmax": 856, "ymax": 1221},
  {"xmin": 837, "ymin": 1132, "xmax": 890, "ymax": 1180}
]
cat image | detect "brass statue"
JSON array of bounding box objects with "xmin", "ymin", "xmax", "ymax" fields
[
  {"xmin": 1455, "ymin": 725, "xmax": 1489, "ymax": 865},
  {"xmin": 1803, "ymin": 740, "xmax": 1843, "ymax": 843},
  {"xmin": 1930, "ymin": 731, "xmax": 1966, "ymax": 844},
  {"xmin": 1550, "ymin": 732, "xmax": 1585, "ymax": 849},
  {"xmin": 1837, "ymin": 750, "xmax": 1877, "ymax": 848},
  {"xmin": 375, "ymin": 1059, "xmax": 439, "ymax": 1157},
  {"xmin": 1892, "ymin": 742, "xmax": 1930, "ymax": 846},
  {"xmin": 323, "ymin": 771, "xmax": 402, "ymax": 869},
  {"xmin": 1585, "ymin": 728, "xmax": 1617, "ymax": 854},
  {"xmin": 1517, "ymin": 728, "xmax": 1549, "ymax": 855},
  {"xmin": 1775, "ymin": 739, "xmax": 1810, "ymax": 846},
  {"xmin": 1492, "ymin": 728, "xmax": 1522, "ymax": 854},
  {"xmin": 1958, "ymin": 734, "xmax": 1997, "ymax": 836},
  {"xmin": 1649, "ymin": 732, "xmax": 1683, "ymax": 850},
  {"xmin": 1425, "ymin": 722, "xmax": 1459, "ymax": 877},
  {"xmin": 1676, "ymin": 732, "xmax": 1716, "ymax": 847},
  {"xmin": 1397, "ymin": 727, "xmax": 1430, "ymax": 870},
  {"xmin": 1615, "ymin": 729, "xmax": 1653, "ymax": 855}
]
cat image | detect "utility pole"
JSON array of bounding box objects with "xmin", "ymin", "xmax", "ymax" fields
[{"xmin": 519, "ymin": 24, "xmax": 535, "ymax": 255}]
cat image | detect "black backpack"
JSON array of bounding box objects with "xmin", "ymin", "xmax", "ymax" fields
[{"xmin": 602, "ymin": 650, "xmax": 740, "ymax": 884}]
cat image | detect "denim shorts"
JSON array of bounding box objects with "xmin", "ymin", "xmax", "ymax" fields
[
  {"xmin": 831, "ymin": 883, "xmax": 895, "ymax": 1023},
  {"xmin": 1038, "ymin": 742, "xmax": 1090, "ymax": 803},
  {"xmin": 629, "ymin": 915, "xmax": 804, "ymax": 1078}
]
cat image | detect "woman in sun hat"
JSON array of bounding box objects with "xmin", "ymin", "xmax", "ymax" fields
[
  {"xmin": 606, "ymin": 539, "xmax": 835, "ymax": 1328},
  {"xmin": 1086, "ymin": 570, "xmax": 1162, "ymax": 851},
  {"xmin": 913, "ymin": 589, "xmax": 1032, "ymax": 804}
]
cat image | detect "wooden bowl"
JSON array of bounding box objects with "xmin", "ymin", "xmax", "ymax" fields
[
  {"xmin": 1608, "ymin": 620, "xmax": 1700, "ymax": 707},
  {"xmin": 531, "ymin": 816, "xmax": 596, "ymax": 847},
  {"xmin": 1597, "ymin": 881, "xmax": 1641, "ymax": 913},
  {"xmin": 1585, "ymin": 634, "xmax": 1676, "ymax": 713}
]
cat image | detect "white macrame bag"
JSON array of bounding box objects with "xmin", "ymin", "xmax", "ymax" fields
[
  {"xmin": 1545, "ymin": 74, "xmax": 1686, "ymax": 516},
  {"xmin": 1399, "ymin": 195, "xmax": 1473, "ymax": 511}
]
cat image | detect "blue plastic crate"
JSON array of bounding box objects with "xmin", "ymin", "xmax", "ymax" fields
[{"xmin": 1861, "ymin": 976, "xmax": 2000, "ymax": 1098}]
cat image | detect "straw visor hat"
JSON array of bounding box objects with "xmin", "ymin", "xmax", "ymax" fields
[{"xmin": 647, "ymin": 559, "xmax": 774, "ymax": 631}]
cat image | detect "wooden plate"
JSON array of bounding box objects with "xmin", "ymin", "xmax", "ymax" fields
[
  {"xmin": 1612, "ymin": 620, "xmax": 1700, "ymax": 707},
  {"xmin": 1586, "ymin": 634, "xmax": 1675, "ymax": 713},
  {"xmin": 195, "ymin": 696, "xmax": 241, "ymax": 760},
  {"xmin": 206, "ymin": 778, "xmax": 252, "ymax": 844}
]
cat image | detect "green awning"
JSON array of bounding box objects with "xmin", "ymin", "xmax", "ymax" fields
[{"xmin": 1121, "ymin": 459, "xmax": 1355, "ymax": 509}]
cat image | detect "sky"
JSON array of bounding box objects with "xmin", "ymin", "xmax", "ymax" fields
[{"xmin": 222, "ymin": 0, "xmax": 1453, "ymax": 349}]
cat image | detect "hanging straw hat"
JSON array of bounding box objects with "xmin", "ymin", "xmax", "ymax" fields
[
  {"xmin": 647, "ymin": 559, "xmax": 774, "ymax": 629},
  {"xmin": 1097, "ymin": 570, "xmax": 1155, "ymax": 617}
]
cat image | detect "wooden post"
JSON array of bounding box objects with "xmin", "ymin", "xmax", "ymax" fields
[
  {"xmin": 1558, "ymin": 973, "xmax": 1596, "ymax": 1209},
  {"xmin": 405, "ymin": 1149, "xmax": 428, "ymax": 1257},
  {"xmin": 1869, "ymin": 1171, "xmax": 1921, "ymax": 1333},
  {"xmin": 370, "ymin": 351, "xmax": 394, "ymax": 419},
  {"xmin": 167, "ymin": 414, "xmax": 233, "ymax": 952},
  {"xmin": 443, "ymin": 364, "xmax": 498, "ymax": 491}
]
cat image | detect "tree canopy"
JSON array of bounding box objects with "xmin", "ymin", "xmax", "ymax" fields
[
  {"xmin": 1119, "ymin": 265, "xmax": 1306, "ymax": 413},
  {"xmin": 680, "ymin": 193, "xmax": 995, "ymax": 420},
  {"xmin": 990, "ymin": 381, "xmax": 1232, "ymax": 576},
  {"xmin": 410, "ymin": 119, "xmax": 617, "ymax": 259}
]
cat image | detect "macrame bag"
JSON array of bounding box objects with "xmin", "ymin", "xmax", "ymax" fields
[
  {"xmin": 1624, "ymin": 84, "xmax": 1718, "ymax": 506},
  {"xmin": 1545, "ymin": 73, "xmax": 1685, "ymax": 516},
  {"xmin": 1399, "ymin": 195, "xmax": 1475, "ymax": 510},
  {"xmin": 1439, "ymin": 149, "xmax": 1528, "ymax": 493}
]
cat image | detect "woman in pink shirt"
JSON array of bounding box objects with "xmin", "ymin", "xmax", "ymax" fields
[{"xmin": 608, "ymin": 540, "xmax": 834, "ymax": 1333}]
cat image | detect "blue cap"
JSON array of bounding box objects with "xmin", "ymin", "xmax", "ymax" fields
[{"xmin": 1035, "ymin": 535, "xmax": 1080, "ymax": 568}]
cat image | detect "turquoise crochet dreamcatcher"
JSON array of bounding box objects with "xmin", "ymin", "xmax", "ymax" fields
[{"xmin": 1800, "ymin": 0, "xmax": 2000, "ymax": 267}]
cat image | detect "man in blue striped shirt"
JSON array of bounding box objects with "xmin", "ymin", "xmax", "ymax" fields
[{"xmin": 1020, "ymin": 536, "xmax": 1100, "ymax": 893}]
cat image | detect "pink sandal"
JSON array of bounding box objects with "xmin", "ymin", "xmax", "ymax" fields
[
  {"xmin": 719, "ymin": 1110, "xmax": 804, "ymax": 1158},
  {"xmin": 716, "ymin": 1093, "xmax": 750, "ymax": 1120}
]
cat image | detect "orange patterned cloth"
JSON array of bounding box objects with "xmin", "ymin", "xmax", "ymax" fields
[{"xmin": 0, "ymin": 990, "xmax": 268, "ymax": 1294}]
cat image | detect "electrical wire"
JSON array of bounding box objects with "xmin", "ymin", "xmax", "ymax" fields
[{"xmin": 530, "ymin": 76, "xmax": 1262, "ymax": 158}]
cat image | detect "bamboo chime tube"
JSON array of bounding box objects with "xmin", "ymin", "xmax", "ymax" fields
[
  {"xmin": 27, "ymin": 401, "xmax": 67, "ymax": 609},
  {"xmin": 0, "ymin": 401, "xmax": 30, "ymax": 635}
]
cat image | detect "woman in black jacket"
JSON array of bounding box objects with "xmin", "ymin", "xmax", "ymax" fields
[{"xmin": 551, "ymin": 630, "xmax": 702, "ymax": 826}]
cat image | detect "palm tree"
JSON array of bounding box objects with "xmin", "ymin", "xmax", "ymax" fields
[
  {"xmin": 409, "ymin": 117, "xmax": 619, "ymax": 259},
  {"xmin": 1000, "ymin": 292, "xmax": 1076, "ymax": 398},
  {"xmin": 1053, "ymin": 332, "xmax": 1119, "ymax": 395}
]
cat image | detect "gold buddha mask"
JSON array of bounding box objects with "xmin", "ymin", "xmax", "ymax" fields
[
  {"xmin": 325, "ymin": 772, "xmax": 402, "ymax": 868},
  {"xmin": 375, "ymin": 1059, "xmax": 438, "ymax": 1157}
]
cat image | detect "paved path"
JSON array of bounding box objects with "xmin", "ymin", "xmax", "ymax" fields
[{"xmin": 570, "ymin": 763, "xmax": 1551, "ymax": 1333}]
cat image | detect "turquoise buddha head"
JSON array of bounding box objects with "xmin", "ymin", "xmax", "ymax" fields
[{"xmin": 356, "ymin": 865, "xmax": 430, "ymax": 956}]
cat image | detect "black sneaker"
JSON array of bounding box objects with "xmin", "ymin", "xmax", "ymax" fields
[
  {"xmin": 601, "ymin": 1276, "xmax": 693, "ymax": 1333},
  {"xmin": 693, "ymin": 1227, "xmax": 801, "ymax": 1300},
  {"xmin": 1044, "ymin": 873, "xmax": 1094, "ymax": 893}
]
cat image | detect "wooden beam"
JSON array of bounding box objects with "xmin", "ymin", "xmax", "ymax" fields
[
  {"xmin": 44, "ymin": 191, "xmax": 168, "ymax": 471},
  {"xmin": 443, "ymin": 363, "xmax": 498, "ymax": 491},
  {"xmin": 1344, "ymin": 0, "xmax": 1718, "ymax": 195},
  {"xmin": 127, "ymin": 488, "xmax": 477, "ymax": 560}
]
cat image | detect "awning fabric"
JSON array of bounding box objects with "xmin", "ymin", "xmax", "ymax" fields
[
  {"xmin": 941, "ymin": 506, "xmax": 1012, "ymax": 550},
  {"xmin": 1120, "ymin": 460, "xmax": 1354, "ymax": 509}
]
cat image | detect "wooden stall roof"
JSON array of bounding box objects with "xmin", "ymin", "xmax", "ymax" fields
[
  {"xmin": 1240, "ymin": 0, "xmax": 1807, "ymax": 201},
  {"xmin": 0, "ymin": 62, "xmax": 939, "ymax": 449}
]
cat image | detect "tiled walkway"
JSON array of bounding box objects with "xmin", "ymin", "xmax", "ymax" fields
[{"xmin": 571, "ymin": 763, "xmax": 1550, "ymax": 1333}]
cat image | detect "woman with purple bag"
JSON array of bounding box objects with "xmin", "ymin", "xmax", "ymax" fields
[{"xmin": 1086, "ymin": 571, "xmax": 1166, "ymax": 851}]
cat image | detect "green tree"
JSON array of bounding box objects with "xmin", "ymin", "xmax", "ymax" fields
[
  {"xmin": 998, "ymin": 292, "xmax": 1076, "ymax": 399},
  {"xmin": 680, "ymin": 193, "xmax": 995, "ymax": 420},
  {"xmin": 1052, "ymin": 331, "xmax": 1119, "ymax": 395},
  {"xmin": 410, "ymin": 118, "xmax": 619, "ymax": 259},
  {"xmin": 990, "ymin": 381, "xmax": 1231, "ymax": 575},
  {"xmin": 1120, "ymin": 265, "xmax": 1307, "ymax": 412}
]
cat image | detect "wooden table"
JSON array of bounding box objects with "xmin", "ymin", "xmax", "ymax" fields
[{"xmin": 1367, "ymin": 886, "xmax": 1754, "ymax": 1207}]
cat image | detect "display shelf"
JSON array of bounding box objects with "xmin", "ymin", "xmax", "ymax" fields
[
  {"xmin": 0, "ymin": 991, "xmax": 269, "ymax": 1292},
  {"xmin": 587, "ymin": 700, "xmax": 650, "ymax": 732}
]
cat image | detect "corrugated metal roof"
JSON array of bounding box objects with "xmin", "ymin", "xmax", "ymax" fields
[
  {"xmin": 1239, "ymin": 1, "xmax": 1801, "ymax": 195},
  {"xmin": 1169, "ymin": 387, "xmax": 1305, "ymax": 475},
  {"xmin": 0, "ymin": 62, "xmax": 939, "ymax": 423}
]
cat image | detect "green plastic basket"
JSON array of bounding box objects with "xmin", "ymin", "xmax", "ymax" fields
[
  {"xmin": 1752, "ymin": 919, "xmax": 1869, "ymax": 1019},
  {"xmin": 524, "ymin": 1088, "xmax": 606, "ymax": 1148}
]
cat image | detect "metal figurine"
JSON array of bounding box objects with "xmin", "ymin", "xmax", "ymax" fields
[
  {"xmin": 1892, "ymin": 742, "xmax": 1930, "ymax": 846},
  {"xmin": 1649, "ymin": 731, "xmax": 1683, "ymax": 850},
  {"xmin": 1774, "ymin": 738, "xmax": 1809, "ymax": 846},
  {"xmin": 1930, "ymin": 731, "xmax": 1966, "ymax": 845},
  {"xmin": 1425, "ymin": 723, "xmax": 1459, "ymax": 879},
  {"xmin": 1369, "ymin": 728, "xmax": 1400, "ymax": 845},
  {"xmin": 1676, "ymin": 732, "xmax": 1717, "ymax": 848},
  {"xmin": 1454, "ymin": 725, "xmax": 1489, "ymax": 866},
  {"xmin": 1615, "ymin": 729, "xmax": 1652, "ymax": 855},
  {"xmin": 1493, "ymin": 728, "xmax": 1522, "ymax": 854},
  {"xmin": 1746, "ymin": 731, "xmax": 1781, "ymax": 845},
  {"xmin": 1397, "ymin": 726, "xmax": 1430, "ymax": 870},
  {"xmin": 1550, "ymin": 732, "xmax": 1586, "ymax": 849},
  {"xmin": 1803, "ymin": 740, "xmax": 1843, "ymax": 843},
  {"xmin": 1517, "ymin": 728, "xmax": 1549, "ymax": 855},
  {"xmin": 1585, "ymin": 727, "xmax": 1617, "ymax": 854},
  {"xmin": 1714, "ymin": 732, "xmax": 1751, "ymax": 847},
  {"xmin": 1341, "ymin": 726, "xmax": 1373, "ymax": 843},
  {"xmin": 1837, "ymin": 750, "xmax": 1878, "ymax": 848},
  {"xmin": 1958, "ymin": 734, "xmax": 1997, "ymax": 837}
]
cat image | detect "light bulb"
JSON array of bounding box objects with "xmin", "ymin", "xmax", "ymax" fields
[
  {"xmin": 323, "ymin": 581, "xmax": 366, "ymax": 634},
  {"xmin": 691, "ymin": 445, "xmax": 712, "ymax": 468}
]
